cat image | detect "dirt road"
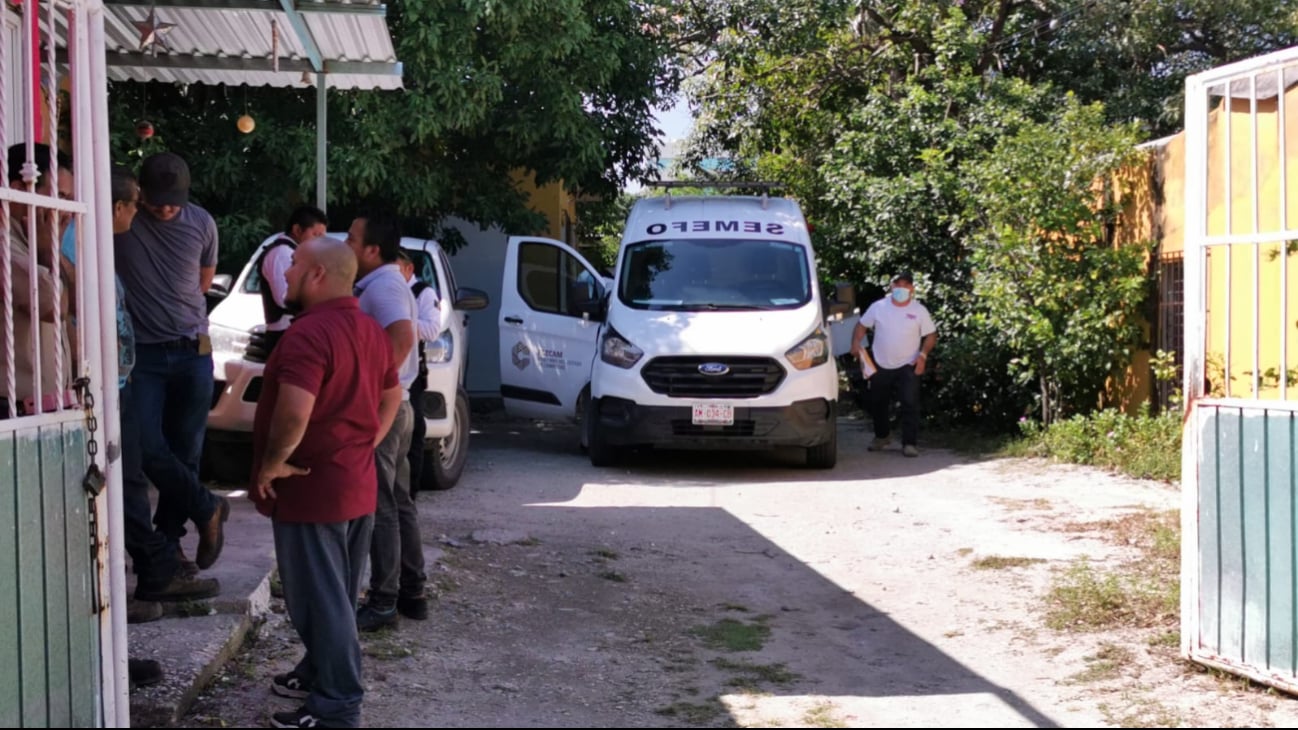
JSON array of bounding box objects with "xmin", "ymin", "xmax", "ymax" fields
[{"xmin": 185, "ymin": 416, "xmax": 1298, "ymax": 728}]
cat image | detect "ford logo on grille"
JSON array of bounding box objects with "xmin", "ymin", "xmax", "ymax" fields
[{"xmin": 698, "ymin": 362, "xmax": 730, "ymax": 376}]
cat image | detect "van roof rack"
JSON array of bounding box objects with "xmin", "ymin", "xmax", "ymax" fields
[{"xmin": 651, "ymin": 180, "xmax": 784, "ymax": 210}]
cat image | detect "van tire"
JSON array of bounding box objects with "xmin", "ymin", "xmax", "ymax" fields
[
  {"xmin": 805, "ymin": 423, "xmax": 837, "ymax": 469},
  {"xmin": 426, "ymin": 388, "xmax": 470, "ymax": 490},
  {"xmin": 586, "ymin": 397, "xmax": 618, "ymax": 467}
]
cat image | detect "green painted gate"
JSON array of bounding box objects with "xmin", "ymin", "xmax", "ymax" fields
[
  {"xmin": 1182, "ymin": 48, "xmax": 1298, "ymax": 693},
  {"xmin": 0, "ymin": 422, "xmax": 100, "ymax": 726}
]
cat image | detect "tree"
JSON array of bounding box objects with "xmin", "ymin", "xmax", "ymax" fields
[
  {"xmin": 109, "ymin": 0, "xmax": 680, "ymax": 270},
  {"xmin": 665, "ymin": 0, "xmax": 1298, "ymax": 427}
]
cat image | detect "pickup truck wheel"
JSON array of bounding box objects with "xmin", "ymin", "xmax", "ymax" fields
[{"xmin": 425, "ymin": 388, "xmax": 470, "ymax": 490}]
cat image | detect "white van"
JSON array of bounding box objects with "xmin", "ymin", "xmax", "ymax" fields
[
  {"xmin": 496, "ymin": 185, "xmax": 848, "ymax": 468},
  {"xmin": 204, "ymin": 234, "xmax": 488, "ymax": 487}
]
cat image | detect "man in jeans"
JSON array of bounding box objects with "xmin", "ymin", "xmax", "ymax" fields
[
  {"xmin": 851, "ymin": 272, "xmax": 937, "ymax": 457},
  {"xmin": 346, "ymin": 212, "xmax": 428, "ymax": 630},
  {"xmin": 253, "ymin": 236, "xmax": 401, "ymax": 728},
  {"xmin": 115, "ymin": 152, "xmax": 229, "ymax": 586}
]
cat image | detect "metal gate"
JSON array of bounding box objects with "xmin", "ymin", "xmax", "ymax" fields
[
  {"xmin": 0, "ymin": 0, "xmax": 124, "ymax": 725},
  {"xmin": 1182, "ymin": 46, "xmax": 1298, "ymax": 693}
]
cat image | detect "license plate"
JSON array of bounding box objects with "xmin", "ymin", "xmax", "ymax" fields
[{"xmin": 692, "ymin": 403, "xmax": 734, "ymax": 426}]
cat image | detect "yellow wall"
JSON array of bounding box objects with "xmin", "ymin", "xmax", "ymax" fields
[
  {"xmin": 1116, "ymin": 83, "xmax": 1298, "ymax": 407},
  {"xmin": 512, "ymin": 170, "xmax": 577, "ymax": 243}
]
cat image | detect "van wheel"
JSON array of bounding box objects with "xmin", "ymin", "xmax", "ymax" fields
[
  {"xmin": 586, "ymin": 397, "xmax": 618, "ymax": 467},
  {"xmin": 805, "ymin": 423, "xmax": 837, "ymax": 469},
  {"xmin": 425, "ymin": 388, "xmax": 470, "ymax": 490}
]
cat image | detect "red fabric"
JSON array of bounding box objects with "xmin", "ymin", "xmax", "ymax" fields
[{"xmin": 250, "ymin": 297, "xmax": 399, "ymax": 523}]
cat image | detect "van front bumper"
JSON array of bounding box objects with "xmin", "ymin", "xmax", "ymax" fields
[{"xmin": 591, "ymin": 396, "xmax": 835, "ymax": 449}]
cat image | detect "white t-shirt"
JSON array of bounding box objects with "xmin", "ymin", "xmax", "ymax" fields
[
  {"xmin": 858, "ymin": 297, "xmax": 937, "ymax": 369},
  {"xmin": 261, "ymin": 242, "xmax": 295, "ymax": 332}
]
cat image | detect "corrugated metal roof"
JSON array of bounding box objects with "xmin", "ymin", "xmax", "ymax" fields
[{"xmin": 96, "ymin": 0, "xmax": 401, "ymax": 90}]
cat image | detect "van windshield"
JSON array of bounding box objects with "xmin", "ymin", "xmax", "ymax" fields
[{"xmin": 618, "ymin": 239, "xmax": 811, "ymax": 311}]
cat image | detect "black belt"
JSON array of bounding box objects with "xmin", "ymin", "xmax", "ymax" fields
[{"xmin": 142, "ymin": 338, "xmax": 198, "ymax": 350}]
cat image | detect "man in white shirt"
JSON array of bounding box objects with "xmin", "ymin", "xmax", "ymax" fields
[
  {"xmin": 850, "ymin": 272, "xmax": 937, "ymax": 457},
  {"xmin": 397, "ymin": 250, "xmax": 443, "ymax": 493},
  {"xmin": 255, "ymin": 205, "xmax": 327, "ymax": 353}
]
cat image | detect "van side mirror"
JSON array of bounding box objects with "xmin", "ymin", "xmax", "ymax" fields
[
  {"xmin": 454, "ymin": 287, "xmax": 489, "ymax": 311},
  {"xmin": 207, "ymin": 273, "xmax": 233, "ymax": 299}
]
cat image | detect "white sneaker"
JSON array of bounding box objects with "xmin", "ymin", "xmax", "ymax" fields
[{"xmin": 903, "ymin": 445, "xmax": 919, "ymax": 457}]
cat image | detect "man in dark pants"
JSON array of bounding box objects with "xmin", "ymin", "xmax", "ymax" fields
[
  {"xmin": 252, "ymin": 236, "xmax": 402, "ymax": 728},
  {"xmin": 397, "ymin": 250, "xmax": 442, "ymax": 493},
  {"xmin": 115, "ymin": 152, "xmax": 228, "ymax": 580},
  {"xmin": 851, "ymin": 272, "xmax": 937, "ymax": 457}
]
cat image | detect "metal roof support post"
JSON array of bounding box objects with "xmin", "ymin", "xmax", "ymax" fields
[{"xmin": 316, "ymin": 69, "xmax": 326, "ymax": 212}]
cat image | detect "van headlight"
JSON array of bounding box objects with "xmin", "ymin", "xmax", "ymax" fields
[
  {"xmin": 785, "ymin": 328, "xmax": 829, "ymax": 370},
  {"xmin": 426, "ymin": 330, "xmax": 453, "ymax": 364},
  {"xmin": 209, "ymin": 323, "xmax": 251, "ymax": 358},
  {"xmin": 600, "ymin": 326, "xmax": 644, "ymax": 369}
]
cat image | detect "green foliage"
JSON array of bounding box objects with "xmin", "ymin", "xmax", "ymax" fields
[
  {"xmin": 108, "ymin": 0, "xmax": 679, "ymax": 271},
  {"xmin": 961, "ymin": 98, "xmax": 1151, "ymax": 423},
  {"xmin": 1018, "ymin": 407, "xmax": 1182, "ymax": 482}
]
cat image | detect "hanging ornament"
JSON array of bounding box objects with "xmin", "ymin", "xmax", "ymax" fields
[
  {"xmin": 135, "ymin": 120, "xmax": 154, "ymax": 139},
  {"xmin": 133, "ymin": 5, "xmax": 175, "ymax": 56},
  {"xmin": 270, "ymin": 19, "xmax": 280, "ymax": 73},
  {"xmin": 237, "ymin": 114, "xmax": 255, "ymax": 134}
]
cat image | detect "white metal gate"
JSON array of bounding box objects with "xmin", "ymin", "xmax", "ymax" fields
[
  {"xmin": 1182, "ymin": 46, "xmax": 1298, "ymax": 694},
  {"xmin": 0, "ymin": 0, "xmax": 126, "ymax": 725}
]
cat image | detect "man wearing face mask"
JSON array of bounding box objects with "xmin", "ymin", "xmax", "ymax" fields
[{"xmin": 850, "ymin": 272, "xmax": 937, "ymax": 457}]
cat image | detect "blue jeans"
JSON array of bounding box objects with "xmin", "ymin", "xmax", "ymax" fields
[
  {"xmin": 120, "ymin": 380, "xmax": 179, "ymax": 589},
  {"xmin": 132, "ymin": 341, "xmax": 219, "ymax": 541}
]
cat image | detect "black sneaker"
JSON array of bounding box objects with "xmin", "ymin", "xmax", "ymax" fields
[
  {"xmin": 270, "ymin": 707, "xmax": 323, "ymax": 728},
  {"xmin": 356, "ymin": 602, "xmax": 398, "ymax": 633},
  {"xmin": 271, "ymin": 671, "xmax": 310, "ymax": 700},
  {"xmin": 397, "ymin": 594, "xmax": 428, "ymax": 621},
  {"xmin": 128, "ymin": 658, "xmax": 163, "ymax": 689}
]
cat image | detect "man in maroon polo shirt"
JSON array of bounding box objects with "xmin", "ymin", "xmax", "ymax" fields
[{"xmin": 250, "ymin": 236, "xmax": 402, "ymax": 729}]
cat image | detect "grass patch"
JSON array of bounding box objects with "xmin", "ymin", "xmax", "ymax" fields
[
  {"xmin": 655, "ymin": 699, "xmax": 726, "ymax": 724},
  {"xmin": 972, "ymin": 555, "xmax": 1047, "ymax": 570},
  {"xmin": 1045, "ymin": 558, "xmax": 1177, "ymax": 631},
  {"xmin": 1067, "ymin": 642, "xmax": 1134, "ymax": 684},
  {"xmin": 711, "ymin": 658, "xmax": 799, "ymax": 687},
  {"xmin": 591, "ymin": 547, "xmax": 619, "ymax": 560},
  {"xmin": 955, "ymin": 547, "xmax": 974, "ymax": 557},
  {"xmin": 692, "ymin": 618, "xmax": 771, "ymax": 652},
  {"xmin": 720, "ymin": 602, "xmax": 750, "ymax": 612},
  {"xmin": 803, "ymin": 701, "xmax": 848, "ymax": 728},
  {"xmin": 1016, "ymin": 408, "xmax": 1181, "ymax": 482},
  {"xmin": 925, "ymin": 426, "xmax": 1018, "ymax": 457},
  {"xmin": 989, "ymin": 497, "xmax": 1053, "ymax": 511},
  {"xmin": 1098, "ymin": 695, "xmax": 1183, "ymax": 728},
  {"xmin": 362, "ymin": 635, "xmax": 413, "ymax": 660},
  {"xmin": 598, "ymin": 570, "xmax": 628, "ymax": 583},
  {"xmin": 1147, "ymin": 630, "xmax": 1180, "ymax": 648},
  {"xmin": 173, "ymin": 600, "xmax": 214, "ymax": 618}
]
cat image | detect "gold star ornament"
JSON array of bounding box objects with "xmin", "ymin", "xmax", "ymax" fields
[{"xmin": 133, "ymin": 6, "xmax": 175, "ymax": 56}]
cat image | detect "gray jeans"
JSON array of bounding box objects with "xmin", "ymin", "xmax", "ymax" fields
[
  {"xmin": 368, "ymin": 400, "xmax": 426, "ymax": 603},
  {"xmin": 274, "ymin": 515, "xmax": 373, "ymax": 727}
]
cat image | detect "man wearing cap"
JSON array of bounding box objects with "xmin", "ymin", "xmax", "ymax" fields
[
  {"xmin": 115, "ymin": 152, "xmax": 230, "ymax": 593},
  {"xmin": 850, "ymin": 272, "xmax": 937, "ymax": 457}
]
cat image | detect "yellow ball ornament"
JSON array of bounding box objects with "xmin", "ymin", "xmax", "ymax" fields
[{"xmin": 237, "ymin": 114, "xmax": 256, "ymax": 134}]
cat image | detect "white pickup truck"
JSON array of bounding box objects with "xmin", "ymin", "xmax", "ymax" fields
[{"xmin": 202, "ymin": 234, "xmax": 488, "ymax": 489}]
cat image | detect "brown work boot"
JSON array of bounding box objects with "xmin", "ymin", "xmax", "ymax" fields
[
  {"xmin": 175, "ymin": 545, "xmax": 199, "ymax": 578},
  {"xmin": 134, "ymin": 573, "xmax": 220, "ymax": 603},
  {"xmin": 194, "ymin": 497, "xmax": 230, "ymax": 570},
  {"xmin": 126, "ymin": 598, "xmax": 164, "ymax": 624}
]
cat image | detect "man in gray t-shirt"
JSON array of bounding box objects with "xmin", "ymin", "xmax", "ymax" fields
[
  {"xmin": 347, "ymin": 211, "xmax": 427, "ymax": 631},
  {"xmin": 114, "ymin": 152, "xmax": 229, "ymax": 596}
]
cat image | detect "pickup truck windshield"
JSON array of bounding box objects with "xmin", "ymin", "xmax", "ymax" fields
[{"xmin": 618, "ymin": 238, "xmax": 811, "ymax": 311}]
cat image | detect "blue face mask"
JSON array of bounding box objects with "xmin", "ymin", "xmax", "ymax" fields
[{"xmin": 891, "ymin": 287, "xmax": 912, "ymax": 304}]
